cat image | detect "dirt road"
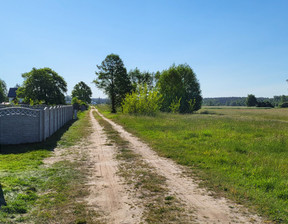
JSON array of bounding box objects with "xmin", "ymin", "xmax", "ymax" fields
[
  {"xmin": 84, "ymin": 109, "xmax": 143, "ymax": 224},
  {"xmin": 48, "ymin": 108, "xmax": 263, "ymax": 223}
]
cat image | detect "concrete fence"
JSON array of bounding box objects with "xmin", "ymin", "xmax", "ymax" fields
[{"xmin": 0, "ymin": 105, "xmax": 73, "ymax": 145}]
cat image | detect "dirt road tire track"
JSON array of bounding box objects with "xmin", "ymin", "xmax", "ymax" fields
[{"xmin": 84, "ymin": 109, "xmax": 143, "ymax": 224}]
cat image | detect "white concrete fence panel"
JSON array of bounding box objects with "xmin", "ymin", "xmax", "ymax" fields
[{"xmin": 0, "ymin": 105, "xmax": 73, "ymax": 145}]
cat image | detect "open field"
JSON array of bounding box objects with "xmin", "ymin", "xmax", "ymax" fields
[
  {"xmin": 98, "ymin": 105, "xmax": 288, "ymax": 223},
  {"xmin": 201, "ymin": 106, "xmax": 288, "ymax": 122}
]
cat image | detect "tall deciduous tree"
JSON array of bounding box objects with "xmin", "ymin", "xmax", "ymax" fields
[
  {"xmin": 72, "ymin": 81, "xmax": 92, "ymax": 104},
  {"xmin": 94, "ymin": 54, "xmax": 132, "ymax": 113},
  {"xmin": 246, "ymin": 94, "xmax": 257, "ymax": 107},
  {"xmin": 17, "ymin": 67, "xmax": 67, "ymax": 105},
  {"xmin": 157, "ymin": 64, "xmax": 202, "ymax": 113},
  {"xmin": 0, "ymin": 79, "xmax": 7, "ymax": 103}
]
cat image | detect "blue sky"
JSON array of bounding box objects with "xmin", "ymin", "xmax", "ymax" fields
[{"xmin": 1, "ymin": 0, "xmax": 287, "ymax": 98}]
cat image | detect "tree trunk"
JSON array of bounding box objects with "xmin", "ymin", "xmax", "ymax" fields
[
  {"xmin": 110, "ymin": 85, "xmax": 116, "ymax": 113},
  {"xmin": 111, "ymin": 94, "xmax": 116, "ymax": 113}
]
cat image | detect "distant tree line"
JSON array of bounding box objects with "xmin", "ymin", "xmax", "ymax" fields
[
  {"xmin": 203, "ymin": 97, "xmax": 247, "ymax": 106},
  {"xmin": 203, "ymin": 95, "xmax": 288, "ymax": 108},
  {"xmin": 90, "ymin": 97, "xmax": 110, "ymax": 105}
]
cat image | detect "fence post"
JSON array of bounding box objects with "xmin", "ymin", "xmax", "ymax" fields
[
  {"xmin": 43, "ymin": 107, "xmax": 49, "ymax": 140},
  {"xmin": 54, "ymin": 106, "xmax": 57, "ymax": 133},
  {"xmin": 39, "ymin": 109, "xmax": 43, "ymax": 142}
]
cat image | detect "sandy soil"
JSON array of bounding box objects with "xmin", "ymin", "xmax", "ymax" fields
[{"xmin": 95, "ymin": 109, "xmax": 264, "ymax": 224}]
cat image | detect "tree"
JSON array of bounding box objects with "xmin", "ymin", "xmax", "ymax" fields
[
  {"xmin": 246, "ymin": 94, "xmax": 257, "ymax": 107},
  {"xmin": 157, "ymin": 64, "xmax": 202, "ymax": 113},
  {"xmin": 72, "ymin": 81, "xmax": 92, "ymax": 104},
  {"xmin": 94, "ymin": 54, "xmax": 132, "ymax": 113},
  {"xmin": 128, "ymin": 68, "xmax": 154, "ymax": 89},
  {"xmin": 17, "ymin": 67, "xmax": 67, "ymax": 105},
  {"xmin": 0, "ymin": 79, "xmax": 7, "ymax": 103}
]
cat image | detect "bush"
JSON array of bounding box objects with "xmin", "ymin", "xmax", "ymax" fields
[
  {"xmin": 279, "ymin": 102, "xmax": 288, "ymax": 108},
  {"xmin": 122, "ymin": 85, "xmax": 162, "ymax": 116},
  {"xmin": 257, "ymin": 101, "xmax": 274, "ymax": 108},
  {"xmin": 169, "ymin": 97, "xmax": 181, "ymax": 113},
  {"xmin": 72, "ymin": 97, "xmax": 88, "ymax": 111},
  {"xmin": 72, "ymin": 97, "xmax": 81, "ymax": 110}
]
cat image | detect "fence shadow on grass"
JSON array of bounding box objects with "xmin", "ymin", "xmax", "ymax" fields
[
  {"xmin": 0, "ymin": 184, "xmax": 6, "ymax": 208},
  {"xmin": 0, "ymin": 119, "xmax": 76, "ymax": 154}
]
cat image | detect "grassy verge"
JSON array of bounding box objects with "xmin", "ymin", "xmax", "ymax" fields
[
  {"xmin": 93, "ymin": 110, "xmax": 194, "ymax": 223},
  {"xmin": 200, "ymin": 106, "xmax": 288, "ymax": 122},
  {"xmin": 0, "ymin": 110, "xmax": 95, "ymax": 224},
  {"xmin": 97, "ymin": 105, "xmax": 288, "ymax": 223}
]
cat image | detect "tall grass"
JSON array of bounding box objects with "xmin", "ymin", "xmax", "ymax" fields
[{"xmin": 98, "ymin": 106, "xmax": 288, "ymax": 223}]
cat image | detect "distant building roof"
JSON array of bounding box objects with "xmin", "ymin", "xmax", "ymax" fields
[{"xmin": 7, "ymin": 88, "xmax": 18, "ymax": 98}]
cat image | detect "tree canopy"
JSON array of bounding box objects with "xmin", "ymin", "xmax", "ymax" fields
[
  {"xmin": 128, "ymin": 68, "xmax": 154, "ymax": 89},
  {"xmin": 72, "ymin": 81, "xmax": 92, "ymax": 104},
  {"xmin": 94, "ymin": 54, "xmax": 132, "ymax": 113},
  {"xmin": 17, "ymin": 67, "xmax": 67, "ymax": 105},
  {"xmin": 0, "ymin": 79, "xmax": 7, "ymax": 103},
  {"xmin": 157, "ymin": 64, "xmax": 202, "ymax": 113}
]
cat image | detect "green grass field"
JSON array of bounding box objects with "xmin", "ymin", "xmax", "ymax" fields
[
  {"xmin": 98, "ymin": 105, "xmax": 288, "ymax": 223},
  {"xmin": 0, "ymin": 111, "xmax": 93, "ymax": 223}
]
